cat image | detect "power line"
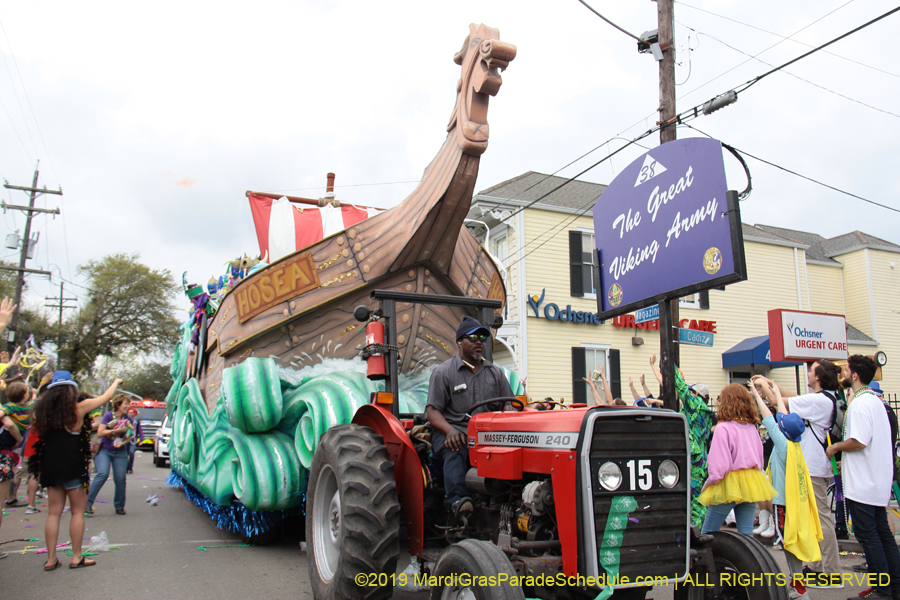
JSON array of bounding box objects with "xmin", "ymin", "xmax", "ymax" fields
[
  {"xmin": 0, "ymin": 17, "xmax": 61, "ymax": 187},
  {"xmin": 478, "ymin": 134, "xmax": 648, "ymax": 227},
  {"xmin": 0, "ymin": 22, "xmax": 39, "ymax": 160},
  {"xmin": 675, "ymin": 0, "xmax": 860, "ymax": 104},
  {"xmin": 501, "ymin": 6, "xmax": 900, "ymax": 268},
  {"xmin": 576, "ymin": 1, "xmax": 871, "ymax": 168},
  {"xmin": 576, "ymin": 0, "xmax": 651, "ymax": 44},
  {"xmin": 682, "ymin": 123, "xmax": 900, "ymax": 214},
  {"xmin": 739, "ymin": 5, "xmax": 900, "ymax": 93},
  {"xmin": 679, "ymin": 24, "xmax": 900, "ymax": 119},
  {"xmin": 676, "ymin": 1, "xmax": 900, "ymax": 80},
  {"xmin": 500, "ymin": 6, "xmax": 900, "ymax": 249},
  {"xmin": 495, "ymin": 131, "xmax": 656, "ymax": 229}
]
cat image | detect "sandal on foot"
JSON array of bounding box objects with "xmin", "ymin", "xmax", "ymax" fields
[
  {"xmin": 69, "ymin": 557, "xmax": 96, "ymax": 569},
  {"xmin": 44, "ymin": 559, "xmax": 62, "ymax": 571}
]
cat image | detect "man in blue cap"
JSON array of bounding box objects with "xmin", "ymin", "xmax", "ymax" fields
[{"xmin": 425, "ymin": 316, "xmax": 514, "ymax": 520}]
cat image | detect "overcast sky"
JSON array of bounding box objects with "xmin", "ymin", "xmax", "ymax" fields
[{"xmin": 1, "ymin": 0, "xmax": 897, "ymax": 324}]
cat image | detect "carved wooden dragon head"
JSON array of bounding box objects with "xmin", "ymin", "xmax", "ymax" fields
[{"xmin": 447, "ymin": 24, "xmax": 517, "ymax": 157}]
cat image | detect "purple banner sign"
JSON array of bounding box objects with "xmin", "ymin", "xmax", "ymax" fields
[{"xmin": 593, "ymin": 138, "xmax": 746, "ymax": 318}]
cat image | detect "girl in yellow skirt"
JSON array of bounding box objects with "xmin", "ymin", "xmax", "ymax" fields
[{"xmin": 699, "ymin": 384, "xmax": 777, "ymax": 535}]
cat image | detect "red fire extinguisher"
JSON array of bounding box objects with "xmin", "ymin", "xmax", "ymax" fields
[{"xmin": 365, "ymin": 321, "xmax": 386, "ymax": 380}]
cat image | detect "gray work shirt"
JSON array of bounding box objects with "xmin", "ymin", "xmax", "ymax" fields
[{"xmin": 425, "ymin": 355, "xmax": 515, "ymax": 434}]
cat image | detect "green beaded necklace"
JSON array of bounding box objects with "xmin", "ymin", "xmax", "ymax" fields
[{"xmin": 843, "ymin": 386, "xmax": 874, "ymax": 439}]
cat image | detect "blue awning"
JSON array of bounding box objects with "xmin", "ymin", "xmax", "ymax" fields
[{"xmin": 721, "ymin": 335, "xmax": 802, "ymax": 370}]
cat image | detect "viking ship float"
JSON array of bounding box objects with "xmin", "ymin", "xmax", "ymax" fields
[
  {"xmin": 165, "ymin": 25, "xmax": 519, "ymax": 537},
  {"xmin": 189, "ymin": 23, "xmax": 515, "ymax": 412}
]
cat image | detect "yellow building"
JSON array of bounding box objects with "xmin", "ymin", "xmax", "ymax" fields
[{"xmin": 467, "ymin": 172, "xmax": 898, "ymax": 405}]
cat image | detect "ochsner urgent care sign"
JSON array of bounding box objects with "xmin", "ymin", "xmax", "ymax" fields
[
  {"xmin": 592, "ymin": 138, "xmax": 746, "ymax": 319},
  {"xmin": 768, "ymin": 309, "xmax": 848, "ymax": 362}
]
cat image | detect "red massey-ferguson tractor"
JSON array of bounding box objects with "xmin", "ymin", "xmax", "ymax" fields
[{"xmin": 306, "ymin": 291, "xmax": 786, "ymax": 600}]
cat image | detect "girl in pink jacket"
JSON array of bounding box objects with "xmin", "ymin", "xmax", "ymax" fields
[{"xmin": 699, "ymin": 384, "xmax": 777, "ymax": 535}]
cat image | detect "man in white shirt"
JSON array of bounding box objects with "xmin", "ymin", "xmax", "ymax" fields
[
  {"xmin": 827, "ymin": 355, "xmax": 900, "ymax": 600},
  {"xmin": 763, "ymin": 360, "xmax": 843, "ymax": 587}
]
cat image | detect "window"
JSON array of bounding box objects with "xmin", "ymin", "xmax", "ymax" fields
[
  {"xmin": 679, "ymin": 290, "xmax": 710, "ymax": 310},
  {"xmin": 572, "ymin": 345, "xmax": 620, "ymax": 403},
  {"xmin": 569, "ymin": 231, "xmax": 597, "ymax": 298},
  {"xmin": 489, "ymin": 231, "xmax": 509, "ymax": 320},
  {"xmin": 489, "ymin": 232, "xmax": 508, "ymax": 267}
]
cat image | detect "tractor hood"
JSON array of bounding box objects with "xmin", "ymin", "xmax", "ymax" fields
[{"xmin": 468, "ymin": 406, "xmax": 591, "ymax": 450}]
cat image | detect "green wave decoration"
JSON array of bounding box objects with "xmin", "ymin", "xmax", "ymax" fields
[
  {"xmin": 227, "ymin": 428, "xmax": 305, "ymax": 511},
  {"xmin": 497, "ymin": 365, "xmax": 526, "ymax": 396},
  {"xmin": 168, "ymin": 355, "xmax": 522, "ymax": 513},
  {"xmin": 288, "ymin": 372, "xmax": 377, "ymax": 468},
  {"xmin": 170, "ymin": 321, "xmax": 191, "ymax": 384},
  {"xmin": 170, "ymin": 378, "xmax": 208, "ymax": 481},
  {"xmin": 222, "ymin": 358, "xmax": 283, "ymax": 433},
  {"xmin": 194, "ymin": 399, "xmax": 238, "ymax": 506}
]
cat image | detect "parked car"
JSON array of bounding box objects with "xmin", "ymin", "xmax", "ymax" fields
[
  {"xmin": 153, "ymin": 414, "xmax": 171, "ymax": 468},
  {"xmin": 129, "ymin": 400, "xmax": 167, "ymax": 452}
]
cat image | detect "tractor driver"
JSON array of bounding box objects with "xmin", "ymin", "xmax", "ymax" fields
[{"xmin": 425, "ymin": 316, "xmax": 514, "ymax": 520}]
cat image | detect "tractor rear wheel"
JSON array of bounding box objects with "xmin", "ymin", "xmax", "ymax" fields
[
  {"xmin": 678, "ymin": 530, "xmax": 789, "ymax": 600},
  {"xmin": 306, "ymin": 424, "xmax": 401, "ymax": 600},
  {"xmin": 430, "ymin": 539, "xmax": 526, "ymax": 600}
]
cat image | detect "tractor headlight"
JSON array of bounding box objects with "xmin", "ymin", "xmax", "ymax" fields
[
  {"xmin": 598, "ymin": 462, "xmax": 622, "ymax": 491},
  {"xmin": 658, "ymin": 460, "xmax": 679, "ymax": 489}
]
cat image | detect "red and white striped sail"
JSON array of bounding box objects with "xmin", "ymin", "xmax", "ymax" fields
[{"xmin": 248, "ymin": 193, "xmax": 381, "ymax": 261}]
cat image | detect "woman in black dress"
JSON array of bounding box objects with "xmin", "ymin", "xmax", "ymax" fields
[{"xmin": 29, "ymin": 372, "xmax": 121, "ymax": 570}]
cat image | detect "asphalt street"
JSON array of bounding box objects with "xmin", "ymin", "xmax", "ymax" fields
[{"xmin": 0, "ymin": 451, "xmax": 885, "ymax": 600}]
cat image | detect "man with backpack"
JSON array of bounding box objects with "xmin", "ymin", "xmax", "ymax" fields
[{"xmin": 757, "ymin": 359, "xmax": 844, "ymax": 588}]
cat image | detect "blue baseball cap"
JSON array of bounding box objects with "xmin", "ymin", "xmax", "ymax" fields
[
  {"xmin": 47, "ymin": 370, "xmax": 78, "ymax": 389},
  {"xmin": 455, "ymin": 316, "xmax": 490, "ymax": 341},
  {"xmin": 777, "ymin": 412, "xmax": 804, "ymax": 443}
]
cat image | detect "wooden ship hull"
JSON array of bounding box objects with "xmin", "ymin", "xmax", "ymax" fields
[{"xmin": 191, "ymin": 24, "xmax": 516, "ymax": 411}]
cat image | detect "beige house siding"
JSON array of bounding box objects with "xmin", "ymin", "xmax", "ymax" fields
[
  {"xmin": 805, "ymin": 263, "xmax": 844, "ymax": 315},
  {"xmin": 522, "ymin": 209, "xmax": 602, "ymax": 401},
  {"xmin": 838, "ymin": 250, "xmax": 872, "ymax": 338},
  {"xmin": 866, "ymin": 249, "xmax": 900, "ymax": 394}
]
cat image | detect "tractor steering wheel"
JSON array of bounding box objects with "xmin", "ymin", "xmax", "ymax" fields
[{"xmin": 467, "ymin": 396, "xmax": 526, "ymax": 414}]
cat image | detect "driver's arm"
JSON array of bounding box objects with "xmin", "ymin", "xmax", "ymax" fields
[
  {"xmin": 425, "ymin": 369, "xmax": 467, "ymax": 452},
  {"xmin": 426, "ymin": 406, "xmax": 466, "ymax": 451}
]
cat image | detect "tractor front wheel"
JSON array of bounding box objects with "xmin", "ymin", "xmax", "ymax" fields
[
  {"xmin": 679, "ymin": 530, "xmax": 789, "ymax": 600},
  {"xmin": 430, "ymin": 539, "xmax": 526, "ymax": 600},
  {"xmin": 306, "ymin": 424, "xmax": 401, "ymax": 600}
]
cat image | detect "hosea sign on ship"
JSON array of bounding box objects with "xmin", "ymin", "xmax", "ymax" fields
[
  {"xmin": 235, "ymin": 252, "xmax": 319, "ymax": 323},
  {"xmin": 592, "ymin": 138, "xmax": 747, "ymax": 319}
]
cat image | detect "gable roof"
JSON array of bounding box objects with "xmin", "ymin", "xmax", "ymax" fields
[
  {"xmin": 754, "ymin": 225, "xmax": 839, "ymax": 263},
  {"xmin": 846, "ymin": 322, "xmax": 877, "ymax": 345},
  {"xmin": 818, "ymin": 231, "xmax": 900, "ymax": 257},
  {"xmin": 741, "ymin": 224, "xmax": 808, "ymax": 248},
  {"xmin": 754, "ymin": 225, "xmax": 900, "ymax": 259},
  {"xmin": 476, "ymin": 171, "xmax": 607, "ymax": 213}
]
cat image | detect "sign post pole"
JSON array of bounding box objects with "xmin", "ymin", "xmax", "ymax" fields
[{"xmin": 659, "ymin": 298, "xmax": 678, "ymax": 410}]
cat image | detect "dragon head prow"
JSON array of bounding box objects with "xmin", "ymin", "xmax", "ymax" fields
[{"xmin": 447, "ymin": 23, "xmax": 516, "ymax": 157}]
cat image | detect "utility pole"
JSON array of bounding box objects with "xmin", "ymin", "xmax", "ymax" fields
[
  {"xmin": 45, "ymin": 280, "xmax": 77, "ymax": 357},
  {"xmin": 656, "ymin": 0, "xmax": 681, "ymax": 409},
  {"xmin": 2, "ymin": 162, "xmax": 62, "ymax": 350}
]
